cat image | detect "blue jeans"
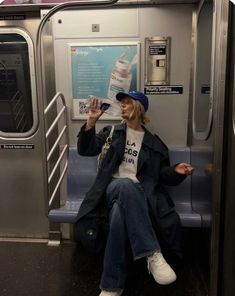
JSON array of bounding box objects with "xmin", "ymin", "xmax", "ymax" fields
[{"xmin": 100, "ymin": 178, "xmax": 161, "ymax": 292}]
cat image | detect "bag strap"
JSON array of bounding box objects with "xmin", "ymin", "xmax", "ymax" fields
[
  {"xmin": 105, "ymin": 125, "xmax": 115, "ymax": 145},
  {"xmin": 97, "ymin": 126, "xmax": 115, "ymax": 170}
]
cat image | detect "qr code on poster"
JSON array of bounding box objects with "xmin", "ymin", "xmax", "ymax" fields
[{"xmin": 79, "ymin": 101, "xmax": 89, "ymax": 115}]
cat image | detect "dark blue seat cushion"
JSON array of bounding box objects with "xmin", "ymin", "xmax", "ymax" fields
[
  {"xmin": 48, "ymin": 149, "xmax": 97, "ymax": 223},
  {"xmin": 48, "ymin": 147, "xmax": 211, "ymax": 227}
]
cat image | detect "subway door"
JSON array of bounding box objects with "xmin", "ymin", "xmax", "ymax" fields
[
  {"xmin": 190, "ymin": 0, "xmax": 214, "ymax": 227},
  {"xmin": 189, "ymin": 0, "xmax": 214, "ymax": 294},
  {"xmin": 220, "ymin": 3, "xmax": 235, "ymax": 296},
  {"xmin": 0, "ymin": 27, "xmax": 49, "ymax": 239}
]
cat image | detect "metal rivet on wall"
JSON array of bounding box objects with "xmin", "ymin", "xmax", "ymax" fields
[{"xmin": 92, "ymin": 24, "xmax": 100, "ymax": 32}]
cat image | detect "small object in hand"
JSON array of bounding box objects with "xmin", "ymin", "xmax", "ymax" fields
[{"xmin": 100, "ymin": 103, "xmax": 111, "ymax": 111}]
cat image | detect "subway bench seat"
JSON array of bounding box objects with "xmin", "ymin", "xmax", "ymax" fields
[{"xmin": 48, "ymin": 147, "xmax": 212, "ymax": 227}]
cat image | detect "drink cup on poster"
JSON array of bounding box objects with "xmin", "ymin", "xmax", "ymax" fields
[{"xmin": 107, "ymin": 59, "xmax": 132, "ymax": 101}]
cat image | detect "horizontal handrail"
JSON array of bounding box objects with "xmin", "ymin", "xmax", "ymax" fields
[
  {"xmin": 45, "ymin": 106, "xmax": 66, "ymax": 139},
  {"xmin": 48, "ymin": 144, "xmax": 68, "ymax": 184},
  {"xmin": 49, "ymin": 161, "xmax": 68, "ymax": 207},
  {"xmin": 44, "ymin": 92, "xmax": 65, "ymax": 115},
  {"xmin": 47, "ymin": 125, "xmax": 67, "ymax": 162},
  {"xmin": 43, "ymin": 92, "xmax": 69, "ymax": 212}
]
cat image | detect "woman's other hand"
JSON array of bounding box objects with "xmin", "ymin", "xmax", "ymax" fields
[
  {"xmin": 86, "ymin": 98, "xmax": 104, "ymax": 130},
  {"xmin": 175, "ymin": 163, "xmax": 194, "ymax": 176}
]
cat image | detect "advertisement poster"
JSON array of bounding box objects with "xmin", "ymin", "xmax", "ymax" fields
[{"xmin": 69, "ymin": 42, "xmax": 140, "ymax": 120}]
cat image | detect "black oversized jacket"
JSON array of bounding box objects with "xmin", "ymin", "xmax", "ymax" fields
[{"xmin": 76, "ymin": 123, "xmax": 186, "ymax": 257}]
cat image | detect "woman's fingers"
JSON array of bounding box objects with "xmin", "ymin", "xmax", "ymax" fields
[{"xmin": 175, "ymin": 163, "xmax": 194, "ymax": 175}]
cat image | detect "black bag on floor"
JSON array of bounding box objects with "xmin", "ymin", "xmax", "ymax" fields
[{"xmin": 75, "ymin": 209, "xmax": 108, "ymax": 254}]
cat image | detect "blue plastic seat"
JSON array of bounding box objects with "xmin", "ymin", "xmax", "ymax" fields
[
  {"xmin": 48, "ymin": 149, "xmax": 97, "ymax": 223},
  {"xmin": 48, "ymin": 146, "xmax": 211, "ymax": 227}
]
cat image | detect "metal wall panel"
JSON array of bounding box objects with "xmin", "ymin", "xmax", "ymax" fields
[
  {"xmin": 53, "ymin": 8, "xmax": 139, "ymax": 39},
  {"xmin": 0, "ymin": 14, "xmax": 54, "ymax": 239},
  {"xmin": 52, "ymin": 5, "xmax": 193, "ymax": 147}
]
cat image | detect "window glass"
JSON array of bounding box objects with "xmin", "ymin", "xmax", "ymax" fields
[
  {"xmin": 193, "ymin": 1, "xmax": 213, "ymax": 137},
  {"xmin": 0, "ymin": 33, "xmax": 33, "ymax": 133}
]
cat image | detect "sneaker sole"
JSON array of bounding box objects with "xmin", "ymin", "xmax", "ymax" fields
[{"xmin": 150, "ymin": 270, "xmax": 177, "ymax": 285}]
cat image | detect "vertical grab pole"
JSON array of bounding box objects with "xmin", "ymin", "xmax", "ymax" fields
[{"xmin": 35, "ymin": 0, "xmax": 119, "ymax": 244}]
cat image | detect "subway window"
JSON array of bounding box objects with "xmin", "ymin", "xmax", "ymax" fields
[{"xmin": 0, "ymin": 33, "xmax": 35, "ymax": 134}]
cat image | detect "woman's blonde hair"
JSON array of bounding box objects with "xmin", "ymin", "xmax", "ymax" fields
[{"xmin": 123, "ymin": 99, "xmax": 150, "ymax": 125}]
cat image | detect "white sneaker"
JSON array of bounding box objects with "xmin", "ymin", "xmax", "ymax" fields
[
  {"xmin": 99, "ymin": 290, "xmax": 122, "ymax": 296},
  {"xmin": 147, "ymin": 251, "xmax": 177, "ymax": 285}
]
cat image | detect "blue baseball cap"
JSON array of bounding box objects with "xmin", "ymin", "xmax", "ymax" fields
[{"xmin": 116, "ymin": 91, "xmax": 149, "ymax": 112}]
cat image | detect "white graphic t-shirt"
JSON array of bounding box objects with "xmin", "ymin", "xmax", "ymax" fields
[{"xmin": 112, "ymin": 126, "xmax": 145, "ymax": 183}]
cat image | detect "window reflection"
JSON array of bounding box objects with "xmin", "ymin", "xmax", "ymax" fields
[
  {"xmin": 193, "ymin": 1, "xmax": 213, "ymax": 138},
  {"xmin": 0, "ymin": 34, "xmax": 33, "ymax": 133}
]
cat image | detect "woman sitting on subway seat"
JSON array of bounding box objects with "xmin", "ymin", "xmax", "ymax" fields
[{"xmin": 76, "ymin": 91, "xmax": 194, "ymax": 296}]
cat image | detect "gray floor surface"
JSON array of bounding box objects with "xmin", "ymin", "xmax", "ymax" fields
[{"xmin": 0, "ymin": 235, "xmax": 209, "ymax": 296}]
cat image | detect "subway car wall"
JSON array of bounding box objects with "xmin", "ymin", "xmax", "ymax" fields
[
  {"xmin": 0, "ymin": 1, "xmax": 233, "ymax": 296},
  {"xmin": 52, "ymin": 5, "xmax": 192, "ymax": 146}
]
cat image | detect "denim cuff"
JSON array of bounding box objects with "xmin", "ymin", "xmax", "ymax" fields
[{"xmin": 133, "ymin": 248, "xmax": 161, "ymax": 261}]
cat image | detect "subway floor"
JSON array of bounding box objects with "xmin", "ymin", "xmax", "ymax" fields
[{"xmin": 0, "ymin": 229, "xmax": 209, "ymax": 296}]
